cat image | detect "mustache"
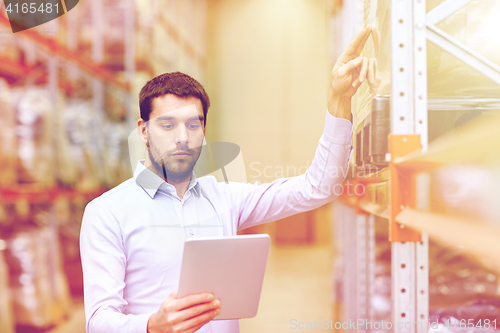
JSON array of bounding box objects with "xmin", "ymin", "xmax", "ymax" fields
[{"xmin": 168, "ymin": 145, "xmax": 196, "ymax": 155}]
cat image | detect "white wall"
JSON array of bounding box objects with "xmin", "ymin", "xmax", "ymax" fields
[{"xmin": 206, "ymin": 0, "xmax": 330, "ymax": 183}]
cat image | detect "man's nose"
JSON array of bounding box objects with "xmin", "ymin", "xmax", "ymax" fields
[{"xmin": 174, "ymin": 124, "xmax": 189, "ymax": 144}]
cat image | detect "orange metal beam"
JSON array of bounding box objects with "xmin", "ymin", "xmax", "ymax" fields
[
  {"xmin": 389, "ymin": 134, "xmax": 422, "ymax": 242},
  {"xmin": 0, "ymin": 14, "xmax": 130, "ymax": 91}
]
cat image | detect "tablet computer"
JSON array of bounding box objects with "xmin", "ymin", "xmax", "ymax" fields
[{"xmin": 178, "ymin": 234, "xmax": 271, "ymax": 320}]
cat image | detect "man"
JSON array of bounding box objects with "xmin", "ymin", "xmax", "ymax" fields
[{"xmin": 80, "ymin": 27, "xmax": 373, "ymax": 333}]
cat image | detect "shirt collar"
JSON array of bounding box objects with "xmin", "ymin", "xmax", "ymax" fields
[{"xmin": 134, "ymin": 160, "xmax": 199, "ymax": 199}]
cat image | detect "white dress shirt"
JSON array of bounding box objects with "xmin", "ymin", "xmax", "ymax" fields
[{"xmin": 80, "ymin": 111, "xmax": 353, "ymax": 333}]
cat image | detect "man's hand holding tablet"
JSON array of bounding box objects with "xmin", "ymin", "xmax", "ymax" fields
[{"xmin": 147, "ymin": 291, "xmax": 221, "ymax": 333}]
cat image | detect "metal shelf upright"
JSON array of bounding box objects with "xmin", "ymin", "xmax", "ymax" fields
[{"xmin": 330, "ymin": 0, "xmax": 500, "ymax": 332}]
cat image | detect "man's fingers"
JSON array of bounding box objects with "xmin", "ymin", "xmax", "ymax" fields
[
  {"xmin": 354, "ymin": 25, "xmax": 372, "ymax": 56},
  {"xmin": 343, "ymin": 26, "xmax": 370, "ymax": 55},
  {"xmin": 178, "ymin": 307, "xmax": 221, "ymax": 332},
  {"xmin": 177, "ymin": 299, "xmax": 220, "ymax": 323},
  {"xmin": 332, "ymin": 26, "xmax": 372, "ymax": 75},
  {"xmin": 342, "ymin": 25, "xmax": 372, "ymax": 57},
  {"xmin": 359, "ymin": 57, "xmax": 368, "ymax": 83},
  {"xmin": 165, "ymin": 298, "xmax": 219, "ymax": 328},
  {"xmin": 170, "ymin": 293, "xmax": 214, "ymax": 312},
  {"xmin": 337, "ymin": 57, "xmax": 363, "ymax": 78}
]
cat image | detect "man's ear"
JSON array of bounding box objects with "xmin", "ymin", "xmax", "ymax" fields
[{"xmin": 137, "ymin": 118, "xmax": 149, "ymax": 147}]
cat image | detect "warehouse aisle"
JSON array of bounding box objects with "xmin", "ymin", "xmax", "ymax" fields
[{"xmin": 240, "ymin": 245, "xmax": 333, "ymax": 333}]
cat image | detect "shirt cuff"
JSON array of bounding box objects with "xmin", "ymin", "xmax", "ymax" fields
[
  {"xmin": 323, "ymin": 109, "xmax": 353, "ymax": 145},
  {"xmin": 132, "ymin": 312, "xmax": 154, "ymax": 333}
]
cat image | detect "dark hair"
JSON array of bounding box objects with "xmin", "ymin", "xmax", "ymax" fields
[{"xmin": 139, "ymin": 72, "xmax": 210, "ymax": 124}]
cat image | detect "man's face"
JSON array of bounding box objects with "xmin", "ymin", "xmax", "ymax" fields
[{"xmin": 143, "ymin": 94, "xmax": 205, "ymax": 182}]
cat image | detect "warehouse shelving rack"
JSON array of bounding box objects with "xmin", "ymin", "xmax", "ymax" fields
[
  {"xmin": 1, "ymin": 1, "xmax": 210, "ymax": 330},
  {"xmin": 0, "ymin": 0, "xmax": 211, "ymax": 226},
  {"xmin": 0, "ymin": 2, "xmax": 136, "ymax": 331},
  {"xmin": 0, "ymin": 1, "xmax": 135, "ymax": 210},
  {"xmin": 330, "ymin": 1, "xmax": 500, "ymax": 332}
]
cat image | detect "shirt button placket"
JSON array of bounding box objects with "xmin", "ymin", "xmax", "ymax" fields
[{"xmin": 182, "ymin": 199, "xmax": 194, "ymax": 236}]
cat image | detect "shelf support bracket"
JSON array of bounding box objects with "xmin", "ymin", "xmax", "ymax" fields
[{"xmin": 426, "ymin": 24, "xmax": 500, "ymax": 86}]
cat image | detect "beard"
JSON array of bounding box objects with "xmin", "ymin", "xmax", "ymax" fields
[{"xmin": 147, "ymin": 141, "xmax": 202, "ymax": 183}]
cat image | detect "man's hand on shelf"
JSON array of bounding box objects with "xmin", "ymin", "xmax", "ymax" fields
[{"xmin": 328, "ymin": 25, "xmax": 373, "ymax": 121}]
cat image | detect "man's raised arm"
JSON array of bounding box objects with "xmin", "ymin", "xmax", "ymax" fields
[{"xmin": 226, "ymin": 27, "xmax": 374, "ymax": 231}]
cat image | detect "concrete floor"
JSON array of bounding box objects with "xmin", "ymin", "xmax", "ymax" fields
[{"xmin": 47, "ymin": 245, "xmax": 334, "ymax": 333}]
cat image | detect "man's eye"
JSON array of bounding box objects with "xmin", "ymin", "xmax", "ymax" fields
[
  {"xmin": 163, "ymin": 124, "xmax": 173, "ymax": 129},
  {"xmin": 189, "ymin": 124, "xmax": 200, "ymax": 129}
]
